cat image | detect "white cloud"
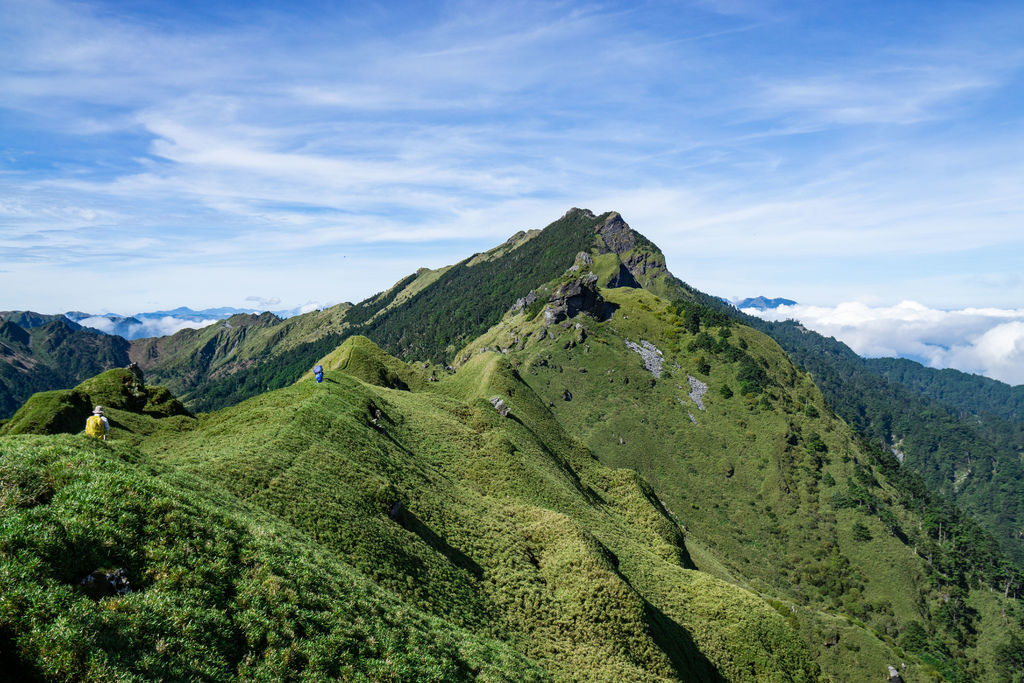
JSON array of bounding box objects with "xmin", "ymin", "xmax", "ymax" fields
[
  {"xmin": 3, "ymin": 0, "xmax": 1024, "ymax": 317},
  {"xmin": 75, "ymin": 314, "xmax": 221, "ymax": 339},
  {"xmin": 746, "ymin": 301, "xmax": 1024, "ymax": 385}
]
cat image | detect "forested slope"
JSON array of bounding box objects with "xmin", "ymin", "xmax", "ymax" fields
[{"xmin": 743, "ymin": 317, "xmax": 1024, "ymax": 569}]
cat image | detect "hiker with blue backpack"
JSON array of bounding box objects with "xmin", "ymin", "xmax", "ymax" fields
[
  {"xmin": 313, "ymin": 364, "xmax": 324, "ymax": 383},
  {"xmin": 85, "ymin": 406, "xmax": 110, "ymax": 440}
]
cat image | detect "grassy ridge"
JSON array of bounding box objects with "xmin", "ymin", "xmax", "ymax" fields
[
  {"xmin": 1, "ymin": 336, "xmax": 822, "ymax": 680},
  {"xmin": 146, "ymin": 347, "xmax": 818, "ymax": 680}
]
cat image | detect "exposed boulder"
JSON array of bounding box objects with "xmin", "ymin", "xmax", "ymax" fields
[
  {"xmin": 543, "ymin": 273, "xmax": 609, "ymax": 325},
  {"xmin": 489, "ymin": 396, "xmax": 511, "ymax": 417},
  {"xmin": 567, "ymin": 251, "xmax": 594, "ymax": 272},
  {"xmin": 79, "ymin": 567, "xmax": 132, "ymax": 599},
  {"xmin": 510, "ymin": 291, "xmax": 539, "ymax": 313},
  {"xmin": 126, "ymin": 361, "xmax": 144, "ymax": 384}
]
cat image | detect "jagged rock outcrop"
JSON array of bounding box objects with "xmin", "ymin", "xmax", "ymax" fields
[
  {"xmin": 592, "ymin": 212, "xmax": 672, "ymax": 291},
  {"xmin": 510, "ymin": 291, "xmax": 539, "ymax": 313},
  {"xmin": 489, "ymin": 396, "xmax": 511, "ymax": 417},
  {"xmin": 544, "ymin": 273, "xmax": 609, "ymax": 325},
  {"xmin": 567, "ymin": 251, "xmax": 594, "ymax": 272}
]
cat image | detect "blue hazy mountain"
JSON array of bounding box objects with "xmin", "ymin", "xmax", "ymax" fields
[{"xmin": 734, "ymin": 296, "xmax": 797, "ymax": 310}]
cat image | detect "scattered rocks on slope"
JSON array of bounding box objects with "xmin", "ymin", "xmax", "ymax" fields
[
  {"xmin": 510, "ymin": 291, "xmax": 539, "ymax": 313},
  {"xmin": 489, "ymin": 396, "xmax": 511, "ymax": 417},
  {"xmin": 687, "ymin": 374, "xmax": 708, "ymax": 411},
  {"xmin": 567, "ymin": 251, "xmax": 594, "ymax": 272},
  {"xmin": 625, "ymin": 340, "xmax": 663, "ymax": 378}
]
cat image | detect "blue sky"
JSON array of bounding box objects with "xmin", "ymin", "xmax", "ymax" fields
[{"xmin": 2, "ymin": 0, "xmax": 1023, "ymax": 381}]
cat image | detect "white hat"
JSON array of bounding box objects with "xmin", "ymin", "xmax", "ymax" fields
[{"xmin": 93, "ymin": 405, "xmax": 104, "ymax": 415}]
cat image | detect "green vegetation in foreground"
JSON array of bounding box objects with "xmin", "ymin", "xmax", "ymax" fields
[
  {"xmin": 0, "ymin": 436, "xmax": 545, "ymax": 681},
  {"xmin": 1, "ymin": 336, "xmax": 822, "ymax": 681}
]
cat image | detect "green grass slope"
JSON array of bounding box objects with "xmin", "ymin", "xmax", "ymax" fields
[
  {"xmin": 3, "ymin": 342, "xmax": 823, "ymax": 681},
  {"xmin": 147, "ymin": 350, "xmax": 818, "ymax": 680},
  {"xmin": 0, "ymin": 435, "xmax": 546, "ymax": 682},
  {"xmin": 314, "ymin": 334, "xmax": 430, "ymax": 391},
  {"xmin": 463, "ymin": 271, "xmax": 1023, "ymax": 682}
]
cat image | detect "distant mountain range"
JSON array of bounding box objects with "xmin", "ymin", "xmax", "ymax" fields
[
  {"xmin": 3, "ymin": 305, "xmax": 320, "ymax": 341},
  {"xmin": 733, "ymin": 296, "xmax": 797, "ymax": 310},
  {"xmin": 64, "ymin": 307, "xmax": 264, "ymax": 339}
]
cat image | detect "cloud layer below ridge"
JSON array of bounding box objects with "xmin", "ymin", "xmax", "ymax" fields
[{"xmin": 745, "ymin": 301, "xmax": 1024, "ymax": 386}]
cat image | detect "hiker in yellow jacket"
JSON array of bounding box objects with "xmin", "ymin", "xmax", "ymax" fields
[{"xmin": 85, "ymin": 406, "xmax": 110, "ymax": 440}]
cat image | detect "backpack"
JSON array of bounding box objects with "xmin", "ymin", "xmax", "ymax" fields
[{"xmin": 85, "ymin": 415, "xmax": 105, "ymax": 438}]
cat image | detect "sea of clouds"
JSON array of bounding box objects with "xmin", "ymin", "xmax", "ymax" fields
[
  {"xmin": 73, "ymin": 300, "xmax": 329, "ymax": 340},
  {"xmin": 743, "ymin": 301, "xmax": 1024, "ymax": 386},
  {"xmin": 74, "ymin": 315, "xmax": 223, "ymax": 340}
]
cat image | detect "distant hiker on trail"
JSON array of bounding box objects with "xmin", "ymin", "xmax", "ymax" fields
[
  {"xmin": 85, "ymin": 406, "xmax": 110, "ymax": 440},
  {"xmin": 313, "ymin": 364, "xmax": 324, "ymax": 384}
]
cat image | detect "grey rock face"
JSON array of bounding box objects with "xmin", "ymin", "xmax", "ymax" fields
[
  {"xmin": 596, "ymin": 213, "xmax": 635, "ymax": 254},
  {"xmin": 79, "ymin": 567, "xmax": 132, "ymax": 599},
  {"xmin": 510, "ymin": 291, "xmax": 539, "ymax": 313},
  {"xmin": 544, "ymin": 273, "xmax": 605, "ymax": 325},
  {"xmin": 567, "ymin": 251, "xmax": 594, "ymax": 273}
]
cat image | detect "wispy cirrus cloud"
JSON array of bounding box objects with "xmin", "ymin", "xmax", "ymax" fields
[{"xmin": 2, "ymin": 0, "xmax": 1023, "ymax": 315}]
